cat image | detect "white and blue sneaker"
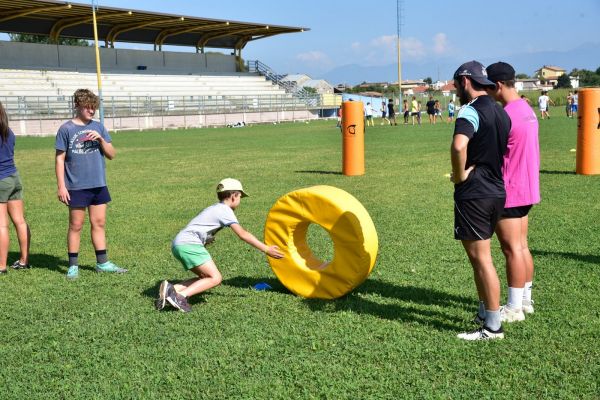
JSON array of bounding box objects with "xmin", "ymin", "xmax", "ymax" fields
[
  {"xmin": 66, "ymin": 265, "xmax": 79, "ymax": 280},
  {"xmin": 95, "ymin": 261, "xmax": 128, "ymax": 273}
]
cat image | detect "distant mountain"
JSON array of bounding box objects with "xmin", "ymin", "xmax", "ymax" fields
[{"xmin": 317, "ymin": 43, "xmax": 600, "ymax": 85}]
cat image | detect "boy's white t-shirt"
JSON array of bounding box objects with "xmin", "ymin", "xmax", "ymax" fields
[{"xmin": 172, "ymin": 202, "xmax": 239, "ymax": 246}]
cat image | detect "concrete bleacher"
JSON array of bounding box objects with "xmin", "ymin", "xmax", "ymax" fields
[
  {"xmin": 0, "ymin": 41, "xmax": 321, "ymax": 134},
  {"xmin": 0, "ymin": 68, "xmax": 290, "ymax": 98}
]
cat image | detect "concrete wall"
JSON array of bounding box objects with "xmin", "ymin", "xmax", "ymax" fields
[
  {"xmin": 10, "ymin": 110, "xmax": 319, "ymax": 136},
  {"xmin": 0, "ymin": 41, "xmax": 60, "ymax": 68},
  {"xmin": 0, "ymin": 41, "xmax": 236, "ymax": 73}
]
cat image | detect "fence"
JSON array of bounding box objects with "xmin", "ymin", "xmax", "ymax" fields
[
  {"xmin": 1, "ymin": 93, "xmax": 343, "ymax": 135},
  {"xmin": 0, "ymin": 93, "xmax": 328, "ymax": 120}
]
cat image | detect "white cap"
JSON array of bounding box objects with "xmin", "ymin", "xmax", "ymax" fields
[{"xmin": 216, "ymin": 178, "xmax": 248, "ymax": 197}]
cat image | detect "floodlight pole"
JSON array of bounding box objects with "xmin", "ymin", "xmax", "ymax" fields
[
  {"xmin": 91, "ymin": 0, "xmax": 104, "ymax": 124},
  {"xmin": 396, "ymin": 0, "xmax": 403, "ymax": 102}
]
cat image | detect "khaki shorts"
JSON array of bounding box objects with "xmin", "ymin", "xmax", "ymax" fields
[{"xmin": 0, "ymin": 173, "xmax": 23, "ymax": 203}]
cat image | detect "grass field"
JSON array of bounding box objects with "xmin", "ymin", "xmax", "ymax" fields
[{"xmin": 1, "ymin": 109, "xmax": 599, "ymax": 399}]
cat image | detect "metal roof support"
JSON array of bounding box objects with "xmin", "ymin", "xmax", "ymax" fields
[
  {"xmin": 49, "ymin": 11, "xmax": 125, "ymax": 43},
  {"xmin": 106, "ymin": 17, "xmax": 183, "ymax": 48},
  {"xmin": 196, "ymin": 27, "xmax": 267, "ymax": 52},
  {"xmin": 154, "ymin": 21, "xmax": 229, "ymax": 51},
  {"xmin": 234, "ymin": 36, "xmax": 249, "ymax": 72},
  {"xmin": 0, "ymin": 3, "xmax": 71, "ymax": 23}
]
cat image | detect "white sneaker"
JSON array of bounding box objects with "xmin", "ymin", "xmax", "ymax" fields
[
  {"xmin": 522, "ymin": 299, "xmax": 535, "ymax": 314},
  {"xmin": 457, "ymin": 326, "xmax": 504, "ymax": 341},
  {"xmin": 500, "ymin": 305, "xmax": 525, "ymax": 323}
]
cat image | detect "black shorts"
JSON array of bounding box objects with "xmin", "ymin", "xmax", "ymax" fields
[
  {"xmin": 501, "ymin": 204, "xmax": 532, "ymax": 219},
  {"xmin": 454, "ymin": 197, "xmax": 505, "ymax": 240},
  {"xmin": 68, "ymin": 186, "xmax": 111, "ymax": 208}
]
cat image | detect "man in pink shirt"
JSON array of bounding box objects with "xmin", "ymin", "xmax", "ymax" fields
[{"xmin": 486, "ymin": 62, "xmax": 541, "ymax": 322}]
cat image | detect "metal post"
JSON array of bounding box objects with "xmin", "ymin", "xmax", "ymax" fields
[
  {"xmin": 397, "ymin": 0, "xmax": 404, "ymax": 102},
  {"xmin": 91, "ymin": 0, "xmax": 104, "ymax": 124}
]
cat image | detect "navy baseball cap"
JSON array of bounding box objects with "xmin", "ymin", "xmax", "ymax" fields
[
  {"xmin": 486, "ymin": 62, "xmax": 516, "ymax": 83},
  {"xmin": 453, "ymin": 60, "xmax": 496, "ymax": 88}
]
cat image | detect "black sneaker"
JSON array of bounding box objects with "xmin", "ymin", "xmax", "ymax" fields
[
  {"xmin": 167, "ymin": 290, "xmax": 192, "ymax": 312},
  {"xmin": 155, "ymin": 280, "xmax": 170, "ymax": 311},
  {"xmin": 11, "ymin": 260, "xmax": 30, "ymax": 270},
  {"xmin": 0, "ymin": 268, "xmax": 7, "ymax": 275},
  {"xmin": 472, "ymin": 313, "xmax": 485, "ymax": 325}
]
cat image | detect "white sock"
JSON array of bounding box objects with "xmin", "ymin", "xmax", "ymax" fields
[
  {"xmin": 478, "ymin": 301, "xmax": 486, "ymax": 318},
  {"xmin": 507, "ymin": 287, "xmax": 524, "ymax": 310},
  {"xmin": 523, "ymin": 281, "xmax": 533, "ymax": 302},
  {"xmin": 485, "ymin": 309, "xmax": 502, "ymax": 331}
]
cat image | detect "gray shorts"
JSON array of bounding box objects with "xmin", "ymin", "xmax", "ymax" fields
[{"xmin": 0, "ymin": 173, "xmax": 23, "ymax": 203}]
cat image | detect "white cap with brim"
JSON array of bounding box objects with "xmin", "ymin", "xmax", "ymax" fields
[{"xmin": 216, "ymin": 178, "xmax": 249, "ymax": 197}]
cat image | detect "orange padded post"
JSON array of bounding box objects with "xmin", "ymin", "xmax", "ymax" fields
[
  {"xmin": 576, "ymin": 88, "xmax": 600, "ymax": 175},
  {"xmin": 342, "ymin": 101, "xmax": 365, "ymax": 176}
]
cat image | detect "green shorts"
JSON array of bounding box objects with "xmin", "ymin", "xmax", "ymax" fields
[
  {"xmin": 171, "ymin": 244, "xmax": 212, "ymax": 270},
  {"xmin": 0, "ymin": 173, "xmax": 23, "ymax": 203}
]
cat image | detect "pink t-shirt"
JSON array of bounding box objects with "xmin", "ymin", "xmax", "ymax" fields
[{"xmin": 503, "ymin": 98, "xmax": 541, "ymax": 208}]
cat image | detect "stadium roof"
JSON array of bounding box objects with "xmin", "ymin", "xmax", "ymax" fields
[{"xmin": 0, "ymin": 0, "xmax": 308, "ymax": 51}]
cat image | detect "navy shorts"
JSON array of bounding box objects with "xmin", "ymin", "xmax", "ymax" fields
[
  {"xmin": 501, "ymin": 204, "xmax": 532, "ymax": 219},
  {"xmin": 68, "ymin": 186, "xmax": 111, "ymax": 208},
  {"xmin": 454, "ymin": 197, "xmax": 505, "ymax": 241}
]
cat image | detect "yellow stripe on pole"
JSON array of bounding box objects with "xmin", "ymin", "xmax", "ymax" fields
[{"xmin": 92, "ymin": 0, "xmax": 104, "ymax": 124}]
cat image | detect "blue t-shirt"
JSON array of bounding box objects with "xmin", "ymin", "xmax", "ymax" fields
[
  {"xmin": 0, "ymin": 128, "xmax": 17, "ymax": 180},
  {"xmin": 55, "ymin": 120, "xmax": 111, "ymax": 190}
]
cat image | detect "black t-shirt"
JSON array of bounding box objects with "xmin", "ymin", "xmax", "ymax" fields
[
  {"xmin": 453, "ymin": 95, "xmax": 510, "ymax": 200},
  {"xmin": 387, "ymin": 103, "xmax": 395, "ymax": 115},
  {"xmin": 426, "ymin": 100, "xmax": 436, "ymax": 114}
]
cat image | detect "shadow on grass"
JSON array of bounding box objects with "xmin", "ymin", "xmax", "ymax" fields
[
  {"xmin": 225, "ymin": 276, "xmax": 472, "ymax": 332},
  {"xmin": 9, "ymin": 251, "xmax": 72, "ymax": 274},
  {"xmin": 302, "ymin": 279, "xmax": 473, "ymax": 332},
  {"xmin": 532, "ymin": 249, "xmax": 600, "ymax": 264},
  {"xmin": 540, "ymin": 170, "xmax": 576, "ymax": 175},
  {"xmin": 294, "ymin": 170, "xmax": 343, "ymax": 175}
]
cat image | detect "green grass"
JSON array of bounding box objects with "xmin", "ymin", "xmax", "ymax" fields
[{"xmin": 1, "ymin": 112, "xmax": 598, "ymax": 399}]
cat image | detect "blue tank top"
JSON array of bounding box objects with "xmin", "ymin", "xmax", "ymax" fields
[{"xmin": 0, "ymin": 128, "xmax": 17, "ymax": 180}]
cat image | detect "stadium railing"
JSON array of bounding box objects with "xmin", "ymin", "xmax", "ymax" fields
[{"xmin": 0, "ymin": 93, "xmax": 326, "ymax": 120}]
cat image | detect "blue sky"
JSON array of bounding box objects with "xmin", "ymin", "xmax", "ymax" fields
[{"xmin": 6, "ymin": 0, "xmax": 600, "ymax": 83}]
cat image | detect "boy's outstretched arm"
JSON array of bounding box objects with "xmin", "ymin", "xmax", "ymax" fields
[{"xmin": 230, "ymin": 223, "xmax": 284, "ymax": 259}]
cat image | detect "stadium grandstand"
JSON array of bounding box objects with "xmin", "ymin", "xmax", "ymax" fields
[{"xmin": 0, "ymin": 0, "xmax": 340, "ymax": 135}]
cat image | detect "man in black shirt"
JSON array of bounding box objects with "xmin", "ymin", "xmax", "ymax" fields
[
  {"xmin": 426, "ymin": 96, "xmax": 436, "ymax": 124},
  {"xmin": 387, "ymin": 98, "xmax": 397, "ymax": 126},
  {"xmin": 450, "ymin": 60, "xmax": 511, "ymax": 341}
]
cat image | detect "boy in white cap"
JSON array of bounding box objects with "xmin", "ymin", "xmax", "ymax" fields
[{"xmin": 156, "ymin": 178, "xmax": 284, "ymax": 312}]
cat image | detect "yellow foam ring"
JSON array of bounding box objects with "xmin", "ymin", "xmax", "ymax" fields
[{"xmin": 264, "ymin": 185, "xmax": 378, "ymax": 299}]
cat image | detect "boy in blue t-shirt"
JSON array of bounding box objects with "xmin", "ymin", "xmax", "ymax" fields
[
  {"xmin": 156, "ymin": 178, "xmax": 284, "ymax": 312},
  {"xmin": 55, "ymin": 89, "xmax": 127, "ymax": 279},
  {"xmin": 447, "ymin": 100, "xmax": 455, "ymax": 123}
]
